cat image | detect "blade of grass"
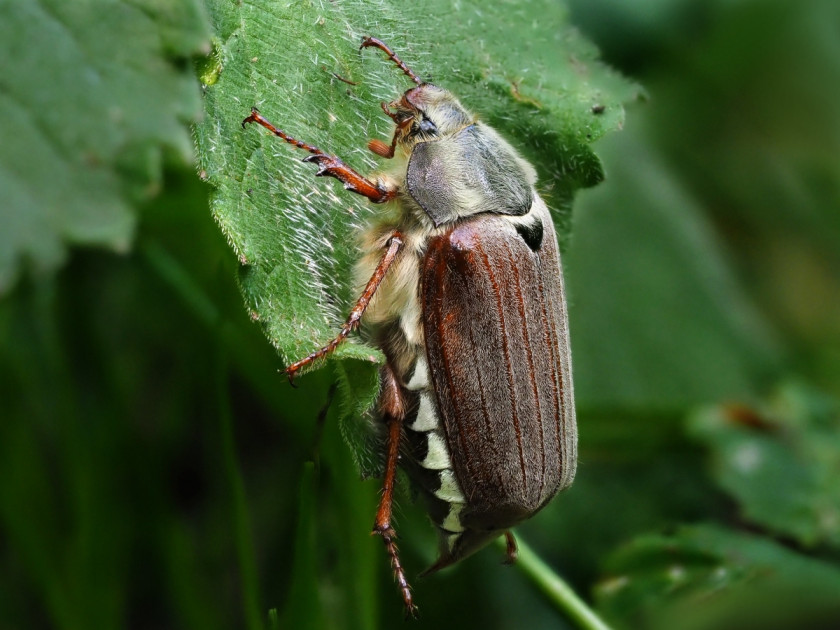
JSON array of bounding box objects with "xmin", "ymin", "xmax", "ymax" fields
[
  {"xmin": 216, "ymin": 350, "xmax": 264, "ymax": 630},
  {"xmin": 277, "ymin": 461, "xmax": 327, "ymax": 630}
]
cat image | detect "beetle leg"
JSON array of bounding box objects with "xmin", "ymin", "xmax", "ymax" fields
[
  {"xmin": 374, "ymin": 362, "xmax": 417, "ymax": 618},
  {"xmin": 301, "ymin": 153, "xmax": 396, "ymax": 203},
  {"xmin": 242, "ymin": 108, "xmax": 396, "ymax": 203},
  {"xmin": 368, "ymin": 108, "xmax": 413, "ymax": 159},
  {"xmin": 503, "ymin": 530, "xmax": 518, "ymax": 564},
  {"xmin": 284, "ymin": 232, "xmax": 404, "ymax": 381}
]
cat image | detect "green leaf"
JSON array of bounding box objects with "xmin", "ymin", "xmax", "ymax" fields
[
  {"xmin": 195, "ymin": 0, "xmax": 638, "ymax": 412},
  {"xmin": 595, "ymin": 524, "xmax": 840, "ymax": 630},
  {"xmin": 573, "ymin": 0, "xmax": 840, "ymax": 399},
  {"xmin": 565, "ymin": 120, "xmax": 783, "ymax": 411},
  {"xmin": 0, "ymin": 0, "xmax": 210, "ymax": 295},
  {"xmin": 333, "ymin": 358, "xmax": 384, "ymax": 477},
  {"xmin": 689, "ymin": 383, "xmax": 840, "ymax": 549}
]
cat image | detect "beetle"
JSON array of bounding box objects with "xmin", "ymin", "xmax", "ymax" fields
[{"xmin": 243, "ymin": 37, "xmax": 577, "ymax": 616}]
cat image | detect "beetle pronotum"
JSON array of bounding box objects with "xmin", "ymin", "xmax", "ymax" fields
[{"xmin": 243, "ymin": 37, "xmax": 577, "ymax": 616}]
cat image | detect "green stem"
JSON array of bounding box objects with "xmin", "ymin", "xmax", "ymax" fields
[{"xmin": 500, "ymin": 535, "xmax": 613, "ymax": 630}]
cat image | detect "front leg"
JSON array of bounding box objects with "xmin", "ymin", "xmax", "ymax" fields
[
  {"xmin": 242, "ymin": 108, "xmax": 396, "ymax": 203},
  {"xmin": 283, "ymin": 231, "xmax": 404, "ymax": 382}
]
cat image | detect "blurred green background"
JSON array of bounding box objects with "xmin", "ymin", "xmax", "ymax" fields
[{"xmin": 1, "ymin": 0, "xmax": 839, "ymax": 629}]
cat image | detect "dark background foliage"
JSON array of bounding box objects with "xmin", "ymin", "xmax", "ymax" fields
[{"xmin": 1, "ymin": 0, "xmax": 839, "ymax": 629}]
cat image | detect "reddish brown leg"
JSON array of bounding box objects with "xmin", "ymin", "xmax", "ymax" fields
[
  {"xmin": 503, "ymin": 531, "xmax": 518, "ymax": 565},
  {"xmin": 374, "ymin": 363, "xmax": 417, "ymax": 617},
  {"xmin": 242, "ymin": 108, "xmax": 395, "ymax": 203},
  {"xmin": 367, "ymin": 105, "xmax": 412, "ymax": 159},
  {"xmin": 283, "ymin": 232, "xmax": 404, "ymax": 382}
]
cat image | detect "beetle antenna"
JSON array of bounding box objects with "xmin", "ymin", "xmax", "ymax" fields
[{"xmin": 360, "ymin": 36, "xmax": 423, "ymax": 85}]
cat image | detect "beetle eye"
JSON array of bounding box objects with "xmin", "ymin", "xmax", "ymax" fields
[{"xmin": 418, "ymin": 118, "xmax": 437, "ymax": 134}]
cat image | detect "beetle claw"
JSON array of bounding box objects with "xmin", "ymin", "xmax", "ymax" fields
[
  {"xmin": 302, "ymin": 154, "xmax": 341, "ymax": 176},
  {"xmin": 241, "ymin": 107, "xmax": 260, "ymax": 129}
]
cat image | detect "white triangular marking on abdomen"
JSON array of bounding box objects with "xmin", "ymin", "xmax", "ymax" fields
[
  {"xmin": 406, "ymin": 355, "xmax": 429, "ymax": 391},
  {"xmin": 410, "ymin": 392, "xmax": 438, "ymax": 432},
  {"xmin": 434, "ymin": 469, "xmax": 465, "ymax": 502},
  {"xmin": 441, "ymin": 503, "xmax": 465, "ymax": 533},
  {"xmin": 421, "ymin": 432, "xmax": 452, "ymax": 469}
]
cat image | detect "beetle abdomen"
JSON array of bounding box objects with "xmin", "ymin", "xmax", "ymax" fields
[{"xmin": 401, "ymin": 356, "xmax": 471, "ymax": 532}]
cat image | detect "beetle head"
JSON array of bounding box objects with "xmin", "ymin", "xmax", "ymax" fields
[{"xmin": 369, "ymin": 85, "xmax": 473, "ymax": 158}]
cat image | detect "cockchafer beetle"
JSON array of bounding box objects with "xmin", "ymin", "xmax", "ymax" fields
[{"xmin": 243, "ymin": 37, "xmax": 577, "ymax": 616}]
